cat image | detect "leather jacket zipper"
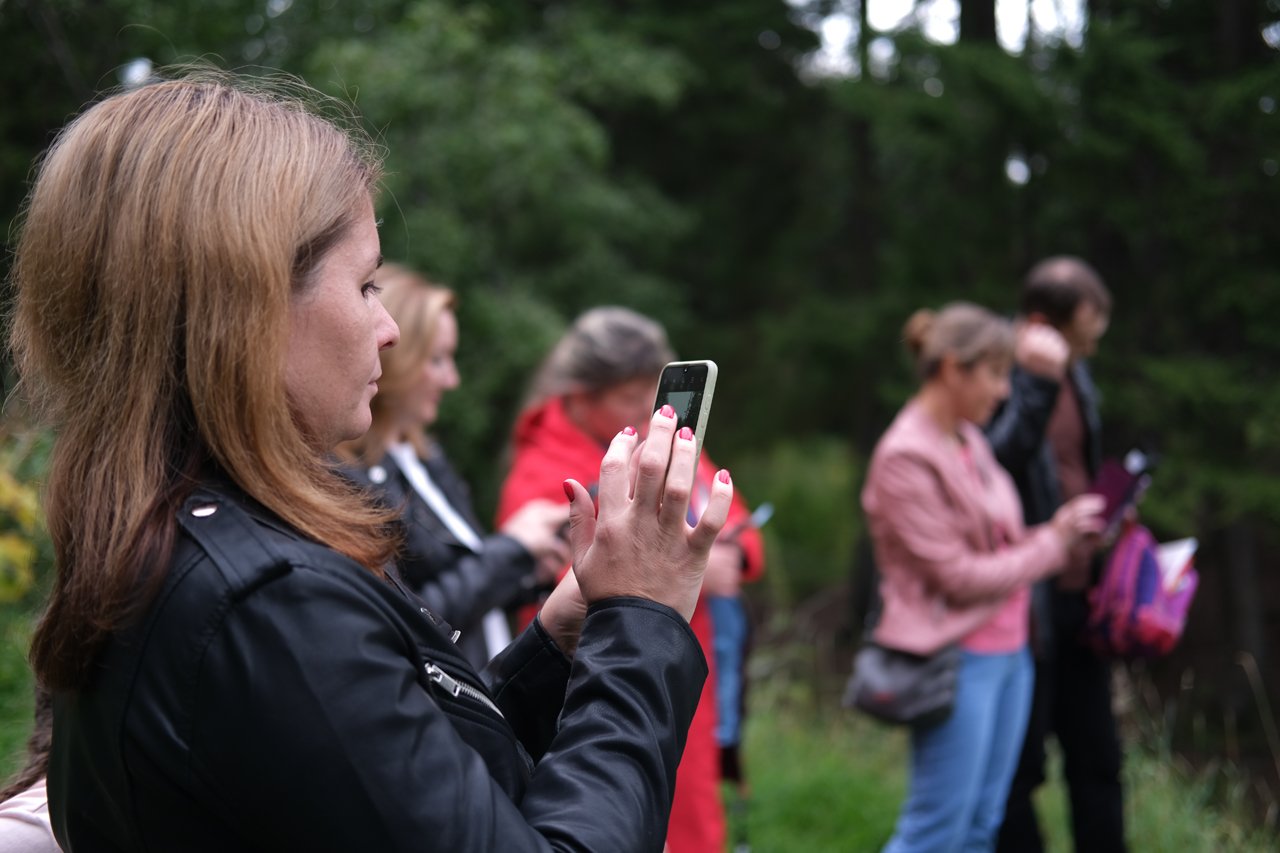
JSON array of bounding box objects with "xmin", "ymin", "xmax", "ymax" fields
[{"xmin": 424, "ymin": 661, "xmax": 504, "ymax": 719}]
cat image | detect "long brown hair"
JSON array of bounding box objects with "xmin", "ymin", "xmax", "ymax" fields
[
  {"xmin": 336, "ymin": 263, "xmax": 456, "ymax": 462},
  {"xmin": 8, "ymin": 74, "xmax": 398, "ymax": 689}
]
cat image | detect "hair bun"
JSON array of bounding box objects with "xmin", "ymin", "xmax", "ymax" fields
[{"xmin": 902, "ymin": 309, "xmax": 936, "ymax": 359}]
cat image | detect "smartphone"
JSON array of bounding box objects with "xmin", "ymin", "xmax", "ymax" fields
[
  {"xmin": 652, "ymin": 360, "xmax": 717, "ymax": 463},
  {"xmin": 1088, "ymin": 449, "xmax": 1153, "ymax": 537}
]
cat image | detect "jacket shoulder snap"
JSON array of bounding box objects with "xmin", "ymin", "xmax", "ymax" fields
[{"xmin": 175, "ymin": 488, "xmax": 322, "ymax": 597}]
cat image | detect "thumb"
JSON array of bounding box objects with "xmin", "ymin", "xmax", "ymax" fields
[{"xmin": 563, "ymin": 479, "xmax": 595, "ymax": 567}]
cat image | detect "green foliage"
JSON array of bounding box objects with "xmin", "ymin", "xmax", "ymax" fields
[
  {"xmin": 733, "ymin": 437, "xmax": 861, "ymax": 608},
  {"xmin": 0, "ymin": 428, "xmax": 49, "ymax": 777},
  {"xmin": 0, "ymin": 606, "xmax": 35, "ymax": 779},
  {"xmin": 310, "ymin": 1, "xmax": 692, "ymax": 304},
  {"xmin": 296, "ymin": 1, "xmax": 700, "ymax": 505},
  {"xmin": 736, "ymin": 706, "xmax": 903, "ymax": 851},
  {"xmin": 732, "ymin": 679, "xmax": 1279, "ymax": 852}
]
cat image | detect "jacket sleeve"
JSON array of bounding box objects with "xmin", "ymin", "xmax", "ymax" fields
[
  {"xmin": 190, "ymin": 572, "xmax": 704, "ymax": 853},
  {"xmin": 393, "ymin": 449, "xmax": 540, "ymax": 627},
  {"xmin": 401, "ymin": 530, "xmax": 536, "ymax": 628},
  {"xmin": 483, "ymin": 616, "xmax": 573, "ymax": 762},
  {"xmin": 868, "ymin": 451, "xmax": 1068, "ymax": 605},
  {"xmin": 984, "ymin": 368, "xmax": 1061, "ymax": 473}
]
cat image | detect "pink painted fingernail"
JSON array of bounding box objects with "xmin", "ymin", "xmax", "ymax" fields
[
  {"xmin": 563, "ymin": 480, "xmax": 574, "ymax": 501},
  {"xmin": 717, "ymin": 469, "xmax": 731, "ymax": 484},
  {"xmin": 621, "ymin": 425, "xmax": 636, "ymax": 436},
  {"xmin": 678, "ymin": 426, "xmax": 693, "ymax": 441},
  {"xmin": 659, "ymin": 404, "xmax": 675, "ymax": 418}
]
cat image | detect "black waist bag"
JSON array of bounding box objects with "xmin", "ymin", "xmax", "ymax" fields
[{"xmin": 842, "ymin": 641, "xmax": 961, "ymax": 728}]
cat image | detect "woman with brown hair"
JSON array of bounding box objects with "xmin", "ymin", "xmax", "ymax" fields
[
  {"xmin": 862, "ymin": 303, "xmax": 1103, "ymax": 852},
  {"xmin": 336, "ymin": 264, "xmax": 568, "ymax": 669},
  {"xmin": 8, "ymin": 72, "xmax": 733, "ymax": 852}
]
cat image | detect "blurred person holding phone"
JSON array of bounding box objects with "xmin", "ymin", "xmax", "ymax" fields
[
  {"xmin": 497, "ymin": 307, "xmax": 765, "ymax": 853},
  {"xmin": 335, "ymin": 264, "xmax": 568, "ymax": 669},
  {"xmin": 863, "ymin": 303, "xmax": 1104, "ymax": 852},
  {"xmin": 11, "ymin": 72, "xmax": 735, "ymax": 851},
  {"xmin": 985, "ymin": 258, "xmax": 1124, "ymax": 853}
]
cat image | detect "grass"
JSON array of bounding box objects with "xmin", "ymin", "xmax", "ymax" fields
[
  {"xmin": 726, "ymin": 680, "xmax": 1278, "ymax": 852},
  {"xmin": 0, "ymin": 603, "xmax": 36, "ymax": 781}
]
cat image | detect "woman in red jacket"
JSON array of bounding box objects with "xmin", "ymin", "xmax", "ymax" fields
[{"xmin": 498, "ymin": 307, "xmax": 765, "ymax": 853}]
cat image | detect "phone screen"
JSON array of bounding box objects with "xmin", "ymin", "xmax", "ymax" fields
[
  {"xmin": 653, "ymin": 360, "xmax": 717, "ymax": 459},
  {"xmin": 663, "ymin": 390, "xmax": 699, "ymax": 431}
]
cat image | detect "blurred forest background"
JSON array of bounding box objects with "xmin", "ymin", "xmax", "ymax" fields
[{"xmin": 2, "ymin": 0, "xmax": 1279, "ymax": 844}]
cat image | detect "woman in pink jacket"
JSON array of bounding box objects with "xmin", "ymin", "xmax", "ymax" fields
[{"xmin": 863, "ymin": 303, "xmax": 1103, "ymax": 853}]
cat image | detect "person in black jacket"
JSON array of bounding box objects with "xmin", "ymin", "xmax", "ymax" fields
[
  {"xmin": 10, "ymin": 73, "xmax": 734, "ymax": 852},
  {"xmin": 336, "ymin": 264, "xmax": 568, "ymax": 669},
  {"xmin": 987, "ymin": 257, "xmax": 1124, "ymax": 853}
]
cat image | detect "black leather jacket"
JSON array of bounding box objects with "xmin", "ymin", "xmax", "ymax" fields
[
  {"xmin": 341, "ymin": 445, "xmax": 542, "ymax": 668},
  {"xmin": 984, "ymin": 361, "xmax": 1102, "ymax": 655},
  {"xmin": 49, "ymin": 482, "xmax": 706, "ymax": 852},
  {"xmin": 985, "ymin": 362, "xmax": 1101, "ymax": 527}
]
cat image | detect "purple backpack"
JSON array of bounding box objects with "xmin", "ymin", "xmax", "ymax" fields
[{"xmin": 1084, "ymin": 523, "xmax": 1199, "ymax": 658}]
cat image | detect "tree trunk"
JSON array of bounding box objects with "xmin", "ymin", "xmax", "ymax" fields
[
  {"xmin": 1223, "ymin": 519, "xmax": 1269, "ymax": 714},
  {"xmin": 1217, "ymin": 0, "xmax": 1267, "ymax": 69},
  {"xmin": 959, "ymin": 0, "xmax": 998, "ymax": 43}
]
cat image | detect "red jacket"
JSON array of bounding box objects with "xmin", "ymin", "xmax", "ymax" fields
[{"xmin": 497, "ymin": 397, "xmax": 764, "ymax": 853}]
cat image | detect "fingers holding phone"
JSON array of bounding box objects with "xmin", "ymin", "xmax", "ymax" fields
[
  {"xmin": 562, "ymin": 362, "xmax": 731, "ymax": 621},
  {"xmin": 1052, "ymin": 493, "xmax": 1106, "ymax": 549},
  {"xmin": 652, "ymin": 360, "xmax": 717, "ymax": 464}
]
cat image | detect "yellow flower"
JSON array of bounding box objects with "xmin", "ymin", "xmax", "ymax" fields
[
  {"xmin": 0, "ymin": 470, "xmax": 41, "ymax": 533},
  {"xmin": 0, "ymin": 533, "xmax": 37, "ymax": 603}
]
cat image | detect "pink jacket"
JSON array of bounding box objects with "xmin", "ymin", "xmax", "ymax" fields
[{"xmin": 863, "ymin": 400, "xmax": 1067, "ymax": 655}]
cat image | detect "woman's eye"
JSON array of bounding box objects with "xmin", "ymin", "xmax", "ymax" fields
[{"xmin": 361, "ymin": 281, "xmax": 382, "ymax": 298}]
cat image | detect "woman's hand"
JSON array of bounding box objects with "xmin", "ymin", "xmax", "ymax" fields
[
  {"xmin": 563, "ymin": 405, "xmax": 733, "ymax": 621},
  {"xmin": 498, "ymin": 499, "xmax": 570, "ymax": 584},
  {"xmin": 539, "ymin": 569, "xmax": 586, "ymax": 657},
  {"xmin": 1051, "ymin": 493, "xmax": 1106, "ymax": 549},
  {"xmin": 1015, "ymin": 322, "xmax": 1070, "ymax": 380}
]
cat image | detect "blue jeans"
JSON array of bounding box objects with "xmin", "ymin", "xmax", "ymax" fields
[
  {"xmin": 708, "ymin": 594, "xmax": 748, "ymax": 747},
  {"xmin": 884, "ymin": 647, "xmax": 1034, "ymax": 853}
]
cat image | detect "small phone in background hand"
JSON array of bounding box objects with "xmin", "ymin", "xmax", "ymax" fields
[
  {"xmin": 652, "ymin": 360, "xmax": 717, "ymax": 464},
  {"xmin": 1089, "ymin": 449, "xmax": 1154, "ymax": 539}
]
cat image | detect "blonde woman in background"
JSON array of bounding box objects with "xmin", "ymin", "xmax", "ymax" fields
[{"xmin": 336, "ymin": 264, "xmax": 567, "ymax": 669}]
